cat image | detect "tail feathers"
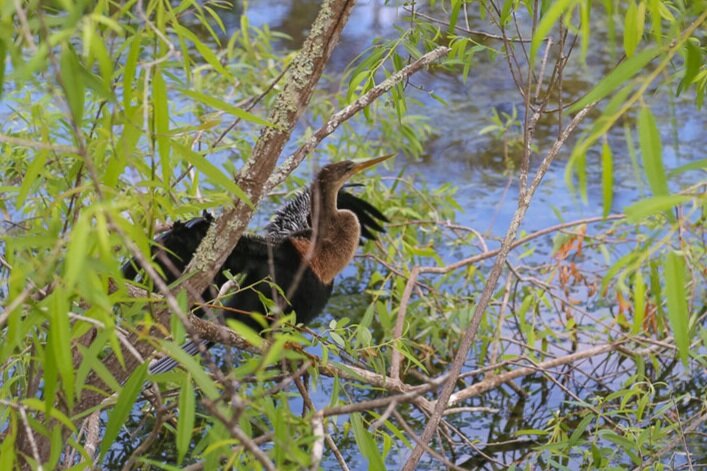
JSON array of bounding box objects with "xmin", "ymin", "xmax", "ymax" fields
[{"xmin": 148, "ymin": 339, "xmax": 210, "ymax": 375}]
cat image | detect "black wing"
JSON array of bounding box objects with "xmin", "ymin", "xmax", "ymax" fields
[
  {"xmin": 121, "ymin": 212, "xmax": 214, "ymax": 284},
  {"xmin": 265, "ymin": 187, "xmax": 387, "ymax": 242}
]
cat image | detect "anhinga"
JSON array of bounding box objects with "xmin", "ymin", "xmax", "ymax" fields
[{"xmin": 123, "ymin": 155, "xmax": 392, "ymax": 373}]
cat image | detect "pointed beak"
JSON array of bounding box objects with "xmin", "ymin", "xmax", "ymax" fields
[{"xmin": 350, "ymin": 154, "xmax": 395, "ymax": 175}]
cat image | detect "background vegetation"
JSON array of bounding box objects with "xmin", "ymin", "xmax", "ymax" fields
[{"xmin": 0, "ymin": 0, "xmax": 705, "ymax": 469}]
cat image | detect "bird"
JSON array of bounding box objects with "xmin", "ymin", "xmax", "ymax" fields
[{"xmin": 123, "ymin": 155, "xmax": 392, "ymax": 374}]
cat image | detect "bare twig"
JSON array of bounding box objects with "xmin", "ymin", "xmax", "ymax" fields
[{"xmin": 265, "ymin": 46, "xmax": 450, "ymax": 191}]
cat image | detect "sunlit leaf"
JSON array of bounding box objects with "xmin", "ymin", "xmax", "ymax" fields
[
  {"xmin": 177, "ymin": 374, "xmax": 195, "ymax": 463},
  {"xmin": 153, "ymin": 65, "xmax": 171, "ymax": 187},
  {"xmin": 623, "ymin": 1, "xmax": 646, "ymax": 57},
  {"xmin": 531, "ymin": 0, "xmax": 577, "ymax": 64},
  {"xmin": 632, "ymin": 270, "xmax": 646, "ymax": 334},
  {"xmin": 570, "ymin": 47, "xmax": 660, "ymax": 112},
  {"xmin": 157, "ymin": 341, "xmax": 220, "ymax": 400},
  {"xmin": 179, "ymin": 89, "xmax": 272, "ymax": 127},
  {"xmin": 624, "ymin": 195, "xmax": 690, "ymax": 222},
  {"xmin": 637, "ymin": 105, "xmax": 669, "ymax": 198},
  {"xmin": 350, "ymin": 413, "xmax": 386, "ymax": 470},
  {"xmin": 677, "ymin": 37, "xmax": 702, "ymax": 96},
  {"xmin": 100, "ymin": 363, "xmax": 148, "ymax": 458},
  {"xmin": 50, "ymin": 290, "xmax": 74, "ymax": 408},
  {"xmin": 172, "ymin": 142, "xmax": 253, "ymax": 207},
  {"xmin": 601, "ymin": 139, "xmax": 614, "ymax": 218},
  {"xmin": 663, "ymin": 252, "xmax": 690, "ymax": 366},
  {"xmin": 60, "ymin": 45, "xmax": 85, "ymax": 124}
]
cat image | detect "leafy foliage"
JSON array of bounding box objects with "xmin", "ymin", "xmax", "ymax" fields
[{"xmin": 0, "ymin": 0, "xmax": 705, "ymax": 469}]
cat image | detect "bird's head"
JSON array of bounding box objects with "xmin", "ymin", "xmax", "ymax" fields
[{"xmin": 315, "ymin": 154, "xmax": 394, "ymax": 193}]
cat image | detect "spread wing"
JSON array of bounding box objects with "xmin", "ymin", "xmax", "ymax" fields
[{"xmin": 265, "ymin": 186, "xmax": 387, "ymax": 242}]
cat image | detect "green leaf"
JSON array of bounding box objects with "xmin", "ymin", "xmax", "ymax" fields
[
  {"xmin": 0, "ymin": 414, "xmax": 15, "ymax": 469},
  {"xmin": 350, "ymin": 413, "xmax": 386, "ymax": 470},
  {"xmin": 179, "ymin": 89, "xmax": 272, "ymax": 128},
  {"xmin": 173, "ymin": 24, "xmax": 233, "ymax": 79},
  {"xmin": 60, "ymin": 45, "xmax": 85, "ymax": 124},
  {"xmin": 632, "ymin": 270, "xmax": 646, "ymax": 335},
  {"xmin": 16, "ymin": 150, "xmax": 48, "ymax": 208},
  {"xmin": 601, "ymin": 139, "xmax": 614, "ymax": 218},
  {"xmin": 623, "ymin": 1, "xmax": 646, "ymax": 57},
  {"xmin": 177, "ymin": 374, "xmax": 196, "ymax": 463},
  {"xmin": 677, "ymin": 38, "xmax": 702, "ymax": 96},
  {"xmin": 530, "ymin": 0, "xmax": 576, "ymax": 64},
  {"xmin": 570, "ymin": 47, "xmax": 660, "ymax": 112},
  {"xmin": 153, "ymin": 65, "xmax": 171, "ymax": 188},
  {"xmin": 668, "ymin": 158, "xmax": 707, "ymax": 178},
  {"xmin": 123, "ymin": 35, "xmax": 142, "ymax": 111},
  {"xmin": 50, "ymin": 290, "xmax": 75, "ymax": 408},
  {"xmin": 624, "ymin": 195, "xmax": 690, "ymax": 222},
  {"xmin": 64, "ymin": 214, "xmax": 91, "ymax": 290},
  {"xmin": 22, "ymin": 398, "xmax": 77, "ymax": 432},
  {"xmin": 663, "ymin": 252, "xmax": 690, "ymax": 366},
  {"xmin": 100, "ymin": 363, "xmax": 148, "ymax": 458},
  {"xmin": 448, "ymin": 0, "xmax": 462, "ymax": 34},
  {"xmin": 157, "ymin": 341, "xmax": 220, "ymax": 400},
  {"xmin": 637, "ymin": 105, "xmax": 669, "ymax": 197},
  {"xmin": 0, "ymin": 38, "xmax": 6, "ymax": 99},
  {"xmin": 171, "ymin": 142, "xmax": 253, "ymax": 207},
  {"xmin": 569, "ymin": 414, "xmax": 594, "ymax": 445}
]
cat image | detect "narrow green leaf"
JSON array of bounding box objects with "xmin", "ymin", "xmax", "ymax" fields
[
  {"xmin": 153, "ymin": 65, "xmax": 171, "ymax": 188},
  {"xmin": 569, "ymin": 414, "xmax": 594, "ymax": 445},
  {"xmin": 637, "ymin": 105, "xmax": 669, "ymax": 197},
  {"xmin": 570, "ymin": 47, "xmax": 660, "ymax": 112},
  {"xmin": 22, "ymin": 398, "xmax": 77, "ymax": 432},
  {"xmin": 663, "ymin": 252, "xmax": 690, "ymax": 366},
  {"xmin": 677, "ymin": 38, "xmax": 702, "ymax": 96},
  {"xmin": 448, "ymin": 0, "xmax": 462, "ymax": 34},
  {"xmin": 64, "ymin": 214, "xmax": 91, "ymax": 290},
  {"xmin": 157, "ymin": 341, "xmax": 220, "ymax": 400},
  {"xmin": 179, "ymin": 89, "xmax": 271, "ymax": 127},
  {"xmin": 0, "ymin": 38, "xmax": 6, "ymax": 99},
  {"xmin": 623, "ymin": 1, "xmax": 643, "ymax": 57},
  {"xmin": 668, "ymin": 158, "xmax": 707, "ymax": 178},
  {"xmin": 579, "ymin": 1, "xmax": 590, "ymax": 62},
  {"xmin": 0, "ymin": 414, "xmax": 15, "ymax": 469},
  {"xmin": 171, "ymin": 142, "xmax": 253, "ymax": 207},
  {"xmin": 624, "ymin": 195, "xmax": 690, "ymax": 222},
  {"xmin": 16, "ymin": 150, "xmax": 48, "ymax": 208},
  {"xmin": 173, "ymin": 24, "xmax": 232, "ymax": 78},
  {"xmin": 601, "ymin": 139, "xmax": 614, "ymax": 217},
  {"xmin": 530, "ymin": 0, "xmax": 576, "ymax": 64},
  {"xmin": 100, "ymin": 363, "xmax": 148, "ymax": 458},
  {"xmin": 123, "ymin": 36, "xmax": 142, "ymax": 111},
  {"xmin": 500, "ymin": 0, "xmax": 514, "ymax": 25},
  {"xmin": 350, "ymin": 413, "xmax": 386, "ymax": 470},
  {"xmin": 50, "ymin": 290, "xmax": 75, "ymax": 409},
  {"xmin": 60, "ymin": 45, "xmax": 85, "ymax": 124},
  {"xmin": 177, "ymin": 374, "xmax": 195, "ymax": 464},
  {"xmin": 632, "ymin": 270, "xmax": 646, "ymax": 334}
]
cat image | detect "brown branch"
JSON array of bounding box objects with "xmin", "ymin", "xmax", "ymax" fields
[
  {"xmin": 389, "ymin": 212, "xmax": 624, "ymax": 380},
  {"xmin": 402, "ymin": 104, "xmax": 595, "ymax": 470},
  {"xmin": 447, "ymin": 340, "xmax": 626, "ymax": 406},
  {"xmin": 265, "ymin": 45, "xmax": 450, "ymax": 191}
]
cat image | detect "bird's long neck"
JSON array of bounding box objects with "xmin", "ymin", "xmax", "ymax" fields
[{"xmin": 298, "ymin": 182, "xmax": 361, "ymax": 284}]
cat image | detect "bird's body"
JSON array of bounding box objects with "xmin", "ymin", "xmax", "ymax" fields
[{"xmin": 123, "ymin": 156, "xmax": 391, "ymax": 373}]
